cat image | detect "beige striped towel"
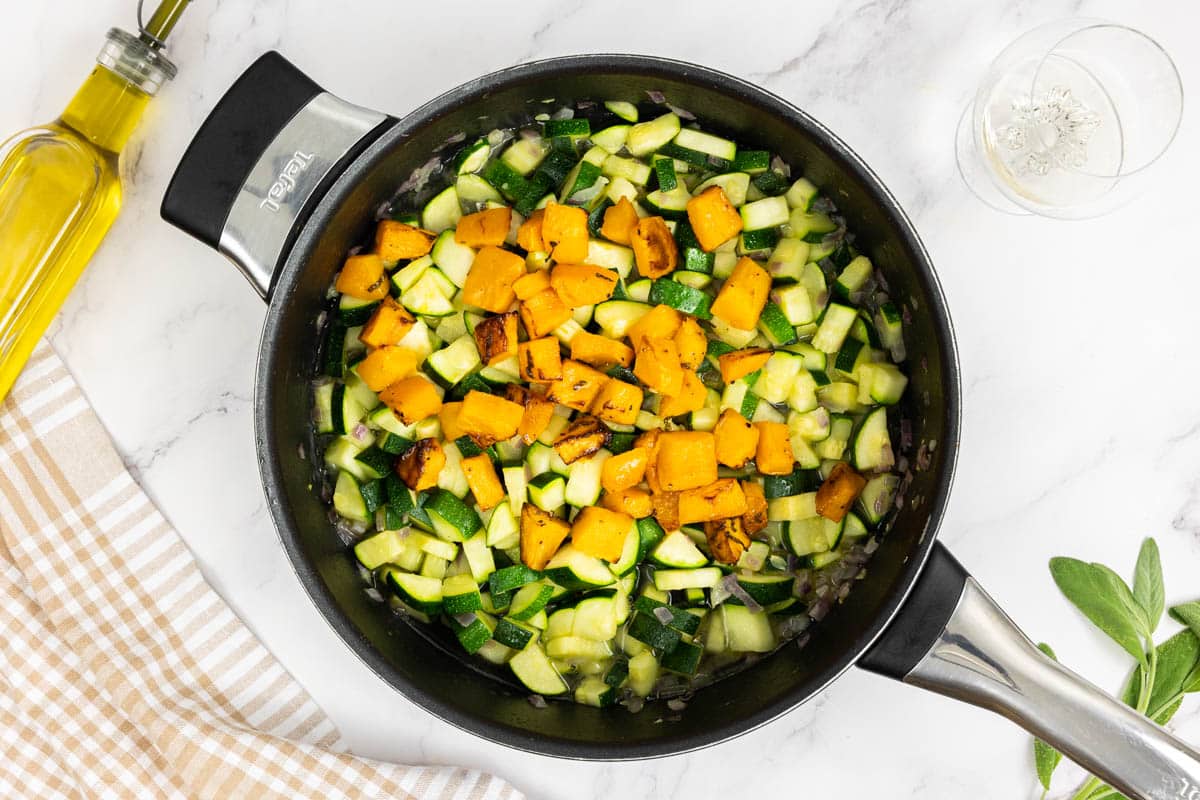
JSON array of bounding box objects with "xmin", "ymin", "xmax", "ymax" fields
[{"xmin": 0, "ymin": 342, "xmax": 523, "ymax": 800}]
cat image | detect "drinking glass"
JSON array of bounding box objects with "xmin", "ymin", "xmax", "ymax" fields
[{"xmin": 955, "ymin": 19, "xmax": 1183, "ymax": 218}]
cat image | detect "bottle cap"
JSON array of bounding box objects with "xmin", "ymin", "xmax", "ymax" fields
[{"xmin": 98, "ymin": 28, "xmax": 177, "ymax": 95}]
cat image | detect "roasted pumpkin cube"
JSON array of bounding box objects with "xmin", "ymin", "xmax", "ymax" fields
[
  {"xmin": 457, "ymin": 390, "xmax": 524, "ymax": 442},
  {"xmin": 816, "ymin": 462, "xmax": 868, "ymax": 523},
  {"xmin": 550, "ymin": 263, "xmax": 618, "ymax": 307},
  {"xmin": 713, "ymin": 409, "xmax": 759, "ymax": 468},
  {"xmin": 705, "ymin": 517, "xmax": 751, "ymax": 564},
  {"xmin": 658, "ymin": 370, "xmax": 706, "ymax": 418},
  {"xmin": 685, "ymin": 186, "xmax": 743, "ymax": 252},
  {"xmin": 601, "ymin": 487, "xmax": 653, "ymax": 518},
  {"xmin": 505, "ymin": 384, "xmax": 556, "ymax": 444},
  {"xmin": 395, "ymin": 438, "xmax": 445, "ymax": 491},
  {"xmin": 455, "ymin": 207, "xmax": 511, "ymax": 248},
  {"xmin": 355, "ymin": 345, "xmax": 419, "ymax": 392},
  {"xmin": 678, "ymin": 478, "xmax": 748, "ymax": 525},
  {"xmin": 601, "ymin": 447, "xmax": 649, "ymax": 493},
  {"xmin": 553, "ymin": 414, "xmax": 611, "ymax": 464},
  {"xmin": 630, "ymin": 216, "xmax": 678, "ymax": 279},
  {"xmin": 741, "ymin": 480, "xmax": 769, "ymax": 534},
  {"xmin": 473, "ymin": 311, "xmax": 519, "ymax": 366},
  {"xmin": 655, "ymin": 431, "xmax": 717, "ymax": 491},
  {"xmin": 518, "ymin": 337, "xmax": 564, "ymax": 383},
  {"xmin": 636, "ymin": 428, "xmax": 662, "ymax": 492},
  {"xmin": 627, "ymin": 304, "xmax": 683, "ymax": 350},
  {"xmin": 542, "ymin": 203, "xmax": 589, "ymax": 263},
  {"xmin": 600, "ymin": 196, "xmax": 639, "ymax": 245},
  {"xmin": 521, "ymin": 504, "xmax": 572, "ymax": 570},
  {"xmin": 335, "ymin": 253, "xmax": 388, "ymax": 301},
  {"xmin": 570, "ymin": 330, "xmax": 634, "ymax": 369},
  {"xmin": 718, "ymin": 347, "xmax": 772, "ymax": 384},
  {"xmin": 462, "ymin": 453, "xmax": 506, "ymax": 510},
  {"xmin": 674, "ymin": 316, "xmax": 707, "ymax": 370},
  {"xmin": 634, "ymin": 337, "xmax": 683, "ymax": 398},
  {"xmin": 650, "ymin": 490, "xmax": 681, "ymax": 532},
  {"xmin": 546, "ymin": 359, "xmax": 610, "ymax": 412},
  {"xmin": 571, "ymin": 507, "xmax": 634, "ymax": 563},
  {"xmin": 439, "ymin": 402, "xmax": 465, "ymax": 441},
  {"xmin": 711, "ymin": 257, "xmax": 772, "ymax": 330},
  {"xmin": 462, "ymin": 245, "xmax": 525, "ymax": 313},
  {"xmin": 378, "ymin": 374, "xmax": 443, "ymax": 424},
  {"xmin": 513, "ymin": 268, "xmax": 552, "ymax": 300},
  {"xmin": 359, "ymin": 297, "xmax": 416, "ymax": 348},
  {"xmin": 517, "ymin": 208, "xmax": 546, "ymax": 253},
  {"xmin": 519, "ymin": 288, "xmax": 572, "ymax": 338},
  {"xmin": 754, "ymin": 421, "xmax": 794, "ymax": 476},
  {"xmin": 590, "ymin": 379, "xmax": 643, "ymax": 425},
  {"xmin": 375, "ymin": 220, "xmax": 435, "ymax": 261}
]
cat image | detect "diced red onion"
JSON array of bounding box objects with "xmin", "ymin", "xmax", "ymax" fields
[
  {"xmin": 837, "ymin": 583, "xmax": 851, "ymax": 601},
  {"xmin": 443, "ymin": 131, "xmax": 466, "ymax": 146},
  {"xmin": 709, "ymin": 580, "xmax": 732, "ymax": 607},
  {"xmin": 352, "ymin": 423, "xmax": 370, "ymax": 442},
  {"xmin": 896, "ymin": 455, "xmax": 909, "ymax": 473},
  {"xmin": 315, "ymin": 310, "xmax": 328, "ymax": 331},
  {"xmin": 652, "ymin": 606, "xmax": 674, "ymax": 625},
  {"xmin": 395, "ymin": 155, "xmax": 442, "ymax": 195},
  {"xmin": 875, "ymin": 269, "xmax": 890, "ymax": 291},
  {"xmin": 809, "ymin": 597, "xmax": 832, "ymax": 621},
  {"xmin": 550, "ymin": 107, "xmax": 575, "ymax": 120},
  {"xmin": 901, "ymin": 305, "xmax": 913, "ymax": 325},
  {"xmin": 899, "ymin": 419, "xmax": 913, "ymax": 451},
  {"xmin": 740, "ymin": 549, "xmax": 765, "ymax": 572},
  {"xmin": 528, "ymin": 694, "xmax": 548, "ymax": 709},
  {"xmin": 575, "ymin": 99, "xmax": 596, "ymax": 110},
  {"xmin": 622, "ymin": 696, "xmax": 645, "ymax": 713},
  {"xmin": 812, "ymin": 196, "xmax": 836, "ymax": 214},
  {"xmin": 646, "ymin": 89, "xmax": 666, "ymax": 104},
  {"xmin": 722, "ymin": 574, "xmax": 762, "ymax": 613},
  {"xmin": 865, "ymin": 537, "xmax": 880, "ymax": 555},
  {"xmin": 915, "ymin": 443, "xmax": 932, "ymax": 471},
  {"xmin": 667, "ymin": 104, "xmax": 696, "ymax": 121},
  {"xmin": 770, "ymin": 155, "xmax": 791, "ymax": 178},
  {"xmin": 454, "ymin": 612, "xmax": 478, "ymax": 627},
  {"xmin": 792, "ymin": 575, "xmax": 811, "ymax": 598},
  {"xmin": 667, "ymin": 698, "xmax": 688, "ymax": 711},
  {"xmin": 297, "ymin": 442, "xmax": 306, "ymax": 461},
  {"xmin": 795, "ymin": 632, "xmax": 812, "ymax": 649},
  {"xmin": 333, "ymin": 521, "xmax": 359, "ymax": 545},
  {"xmin": 778, "ymin": 614, "xmax": 810, "ymax": 639}
]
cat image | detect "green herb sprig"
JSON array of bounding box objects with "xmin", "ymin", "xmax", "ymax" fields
[{"xmin": 1034, "ymin": 538, "xmax": 1200, "ymax": 800}]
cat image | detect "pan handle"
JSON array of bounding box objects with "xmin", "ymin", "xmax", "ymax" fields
[
  {"xmin": 161, "ymin": 52, "xmax": 392, "ymax": 299},
  {"xmin": 860, "ymin": 543, "xmax": 1200, "ymax": 800}
]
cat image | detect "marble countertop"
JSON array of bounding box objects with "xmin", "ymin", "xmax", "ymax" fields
[{"xmin": 5, "ymin": 0, "xmax": 1199, "ymax": 797}]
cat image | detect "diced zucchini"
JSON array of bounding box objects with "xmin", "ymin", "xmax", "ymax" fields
[{"xmin": 422, "ymin": 186, "xmax": 462, "ymax": 234}]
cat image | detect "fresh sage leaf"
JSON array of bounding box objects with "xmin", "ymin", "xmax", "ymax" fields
[
  {"xmin": 1091, "ymin": 562, "xmax": 1152, "ymax": 636},
  {"xmin": 1033, "ymin": 642, "xmax": 1062, "ymax": 794},
  {"xmin": 1133, "ymin": 538, "xmax": 1164, "ymax": 632},
  {"xmin": 1049, "ymin": 557, "xmax": 1149, "ymax": 666},
  {"xmin": 1155, "ymin": 698, "xmax": 1184, "ymax": 726},
  {"xmin": 1123, "ymin": 629, "xmax": 1200, "ymax": 722},
  {"xmin": 1171, "ymin": 601, "xmax": 1200, "ymax": 638}
]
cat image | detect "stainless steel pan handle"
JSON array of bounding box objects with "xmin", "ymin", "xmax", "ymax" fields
[{"xmin": 861, "ymin": 544, "xmax": 1200, "ymax": 800}]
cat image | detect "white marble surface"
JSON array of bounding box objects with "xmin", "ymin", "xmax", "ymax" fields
[{"xmin": 4, "ymin": 1, "xmax": 1200, "ymax": 797}]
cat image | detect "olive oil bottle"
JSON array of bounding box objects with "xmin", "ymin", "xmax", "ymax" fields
[{"xmin": 0, "ymin": 1, "xmax": 189, "ymax": 401}]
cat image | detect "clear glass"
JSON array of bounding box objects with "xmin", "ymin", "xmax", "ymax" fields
[{"xmin": 955, "ymin": 19, "xmax": 1183, "ymax": 219}]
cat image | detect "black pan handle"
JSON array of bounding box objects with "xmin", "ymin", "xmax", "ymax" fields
[
  {"xmin": 861, "ymin": 543, "xmax": 1200, "ymax": 800},
  {"xmin": 161, "ymin": 52, "xmax": 393, "ymax": 299}
]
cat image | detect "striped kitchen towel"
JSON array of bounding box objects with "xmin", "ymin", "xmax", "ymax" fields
[{"xmin": 0, "ymin": 342, "xmax": 522, "ymax": 800}]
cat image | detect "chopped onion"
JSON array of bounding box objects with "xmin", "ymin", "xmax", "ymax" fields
[
  {"xmin": 915, "ymin": 443, "xmax": 932, "ymax": 471},
  {"xmin": 550, "ymin": 106, "xmax": 575, "ymax": 120},
  {"xmin": 722, "ymin": 574, "xmax": 762, "ymax": 613},
  {"xmin": 770, "ymin": 155, "xmax": 791, "ymax": 178},
  {"xmin": 395, "ymin": 155, "xmax": 442, "ymax": 195},
  {"xmin": 899, "ymin": 419, "xmax": 913, "ymax": 451},
  {"xmin": 575, "ymin": 99, "xmax": 596, "ymax": 110},
  {"xmin": 709, "ymin": 580, "xmax": 732, "ymax": 607},
  {"xmin": 352, "ymin": 423, "xmax": 370, "ymax": 442},
  {"xmin": 795, "ymin": 632, "xmax": 812, "ymax": 649},
  {"xmin": 314, "ymin": 310, "xmax": 328, "ymax": 331},
  {"xmin": 652, "ymin": 606, "xmax": 674, "ymax": 625},
  {"xmin": 778, "ymin": 614, "xmax": 810, "ymax": 639},
  {"xmin": 297, "ymin": 442, "xmax": 306, "ymax": 461},
  {"xmin": 443, "ymin": 131, "xmax": 466, "ymax": 146},
  {"xmin": 809, "ymin": 597, "xmax": 832, "ymax": 621},
  {"xmin": 622, "ymin": 696, "xmax": 645, "ymax": 713},
  {"xmin": 667, "ymin": 698, "xmax": 688, "ymax": 712},
  {"xmin": 740, "ymin": 549, "xmax": 764, "ymax": 572},
  {"xmin": 646, "ymin": 89, "xmax": 666, "ymax": 104},
  {"xmin": 452, "ymin": 612, "xmax": 477, "ymax": 628},
  {"xmin": 527, "ymin": 694, "xmax": 548, "ymax": 709},
  {"xmin": 812, "ymin": 196, "xmax": 836, "ymax": 214},
  {"xmin": 486, "ymin": 128, "xmax": 509, "ymax": 147},
  {"xmin": 865, "ymin": 537, "xmax": 880, "ymax": 555},
  {"xmin": 364, "ymin": 587, "xmax": 384, "ymax": 603},
  {"xmin": 667, "ymin": 104, "xmax": 695, "ymax": 121}
]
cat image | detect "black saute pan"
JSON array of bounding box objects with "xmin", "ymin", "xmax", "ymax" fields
[{"xmin": 160, "ymin": 52, "xmax": 1200, "ymax": 799}]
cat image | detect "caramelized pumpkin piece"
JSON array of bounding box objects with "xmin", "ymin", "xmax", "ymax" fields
[
  {"xmin": 754, "ymin": 421, "xmax": 794, "ymax": 476},
  {"xmin": 601, "ymin": 447, "xmax": 649, "ymax": 493},
  {"xmin": 455, "ymin": 207, "xmax": 511, "ymax": 248},
  {"xmin": 741, "ymin": 480, "xmax": 769, "ymax": 535},
  {"xmin": 600, "ymin": 197, "xmax": 639, "ymax": 245},
  {"xmin": 473, "ymin": 311, "xmax": 519, "ymax": 366},
  {"xmin": 713, "ymin": 409, "xmax": 759, "ymax": 468},
  {"xmin": 650, "ymin": 490, "xmax": 681, "ymax": 532},
  {"xmin": 335, "ymin": 253, "xmax": 389, "ymax": 301},
  {"xmin": 685, "ymin": 186, "xmax": 743, "ymax": 252},
  {"xmin": 378, "ymin": 374, "xmax": 443, "ymax": 424},
  {"xmin": 542, "ymin": 203, "xmax": 589, "ymax": 263},
  {"xmin": 710, "ymin": 257, "xmax": 772, "ymax": 330},
  {"xmin": 553, "ymin": 414, "xmax": 611, "ymax": 464},
  {"xmin": 590, "ymin": 379, "xmax": 643, "ymax": 426},
  {"xmin": 718, "ymin": 347, "xmax": 772, "ymax": 384},
  {"xmin": 461, "ymin": 453, "xmax": 506, "ymax": 510},
  {"xmin": 816, "ymin": 462, "xmax": 867, "ymax": 523},
  {"xmin": 678, "ymin": 478, "xmax": 748, "ymax": 525},
  {"xmin": 626, "ymin": 304, "xmax": 683, "ymax": 350},
  {"xmin": 634, "ymin": 337, "xmax": 683, "ymax": 398},
  {"xmin": 601, "ymin": 487, "xmax": 653, "ymax": 519},
  {"xmin": 462, "ymin": 245, "xmax": 525, "ymax": 313},
  {"xmin": 439, "ymin": 402, "xmax": 465, "ymax": 441},
  {"xmin": 545, "ymin": 359, "xmax": 610, "ymax": 412},
  {"xmin": 705, "ymin": 517, "xmax": 751, "ymax": 564},
  {"xmin": 518, "ymin": 337, "xmax": 564, "ymax": 383},
  {"xmin": 636, "ymin": 428, "xmax": 662, "ymax": 492},
  {"xmin": 355, "ymin": 346, "xmax": 419, "ymax": 392},
  {"xmin": 657, "ymin": 370, "xmax": 706, "ymax": 418},
  {"xmin": 512, "ymin": 268, "xmax": 552, "ymax": 300},
  {"xmin": 550, "ymin": 263, "xmax": 618, "ymax": 307},
  {"xmin": 505, "ymin": 384, "xmax": 556, "ymax": 444},
  {"xmin": 571, "ymin": 507, "xmax": 634, "ymax": 563},
  {"xmin": 395, "ymin": 438, "xmax": 445, "ymax": 491},
  {"xmin": 457, "ymin": 390, "xmax": 525, "ymax": 442},
  {"xmin": 359, "ymin": 297, "xmax": 416, "ymax": 348},
  {"xmin": 569, "ymin": 330, "xmax": 634, "ymax": 369},
  {"xmin": 673, "ymin": 316, "xmax": 707, "ymax": 370},
  {"xmin": 519, "ymin": 288, "xmax": 572, "ymax": 338},
  {"xmin": 516, "ymin": 208, "xmax": 547, "ymax": 253},
  {"xmin": 375, "ymin": 220, "xmax": 436, "ymax": 261},
  {"xmin": 630, "ymin": 216, "xmax": 678, "ymax": 279},
  {"xmin": 655, "ymin": 431, "xmax": 717, "ymax": 491},
  {"xmin": 521, "ymin": 504, "xmax": 571, "ymax": 570}
]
